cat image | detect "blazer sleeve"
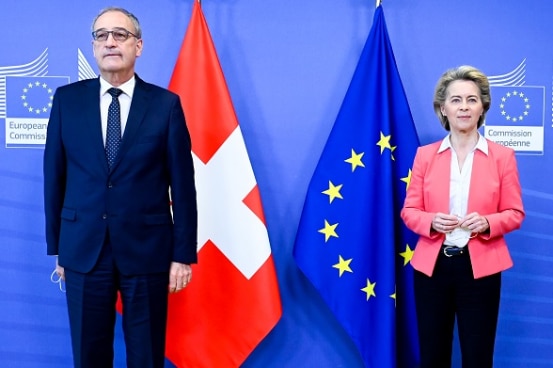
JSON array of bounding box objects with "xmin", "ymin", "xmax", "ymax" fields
[
  {"xmin": 43, "ymin": 90, "xmax": 66, "ymax": 255},
  {"xmin": 166, "ymin": 95, "xmax": 198, "ymax": 264},
  {"xmin": 401, "ymin": 146, "xmax": 441, "ymax": 240}
]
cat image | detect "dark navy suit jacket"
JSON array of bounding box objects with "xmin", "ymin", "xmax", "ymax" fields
[{"xmin": 44, "ymin": 76, "xmax": 197, "ymax": 275}]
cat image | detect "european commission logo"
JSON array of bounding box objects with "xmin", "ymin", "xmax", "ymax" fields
[
  {"xmin": 4, "ymin": 76, "xmax": 69, "ymax": 148},
  {"xmin": 1, "ymin": 48, "xmax": 96, "ymax": 148},
  {"xmin": 485, "ymin": 59, "xmax": 545, "ymax": 154}
]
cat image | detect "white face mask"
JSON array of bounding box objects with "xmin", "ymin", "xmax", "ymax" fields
[
  {"xmin": 50, "ymin": 269, "xmax": 66, "ymax": 293},
  {"xmin": 446, "ymin": 227, "xmax": 472, "ymax": 247}
]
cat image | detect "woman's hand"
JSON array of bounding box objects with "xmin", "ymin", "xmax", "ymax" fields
[
  {"xmin": 458, "ymin": 212, "xmax": 490, "ymax": 234},
  {"xmin": 432, "ymin": 213, "xmax": 460, "ymax": 233}
]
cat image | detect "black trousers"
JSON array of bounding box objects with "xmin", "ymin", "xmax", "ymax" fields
[
  {"xmin": 64, "ymin": 239, "xmax": 169, "ymax": 368},
  {"xmin": 414, "ymin": 248, "xmax": 501, "ymax": 368}
]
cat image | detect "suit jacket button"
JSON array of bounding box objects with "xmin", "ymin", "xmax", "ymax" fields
[
  {"xmin": 108, "ymin": 182, "xmax": 113, "ymax": 188},
  {"xmin": 102, "ymin": 214, "xmax": 107, "ymax": 219}
]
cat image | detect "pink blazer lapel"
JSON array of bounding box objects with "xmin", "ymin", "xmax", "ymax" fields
[
  {"xmin": 467, "ymin": 149, "xmax": 493, "ymax": 213},
  {"xmin": 428, "ymin": 148, "xmax": 452, "ymax": 213}
]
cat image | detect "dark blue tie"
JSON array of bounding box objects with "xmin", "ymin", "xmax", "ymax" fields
[{"xmin": 106, "ymin": 88, "xmax": 123, "ymax": 169}]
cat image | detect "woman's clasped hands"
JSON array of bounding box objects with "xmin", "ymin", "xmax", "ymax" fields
[{"xmin": 433, "ymin": 212, "xmax": 489, "ymax": 236}]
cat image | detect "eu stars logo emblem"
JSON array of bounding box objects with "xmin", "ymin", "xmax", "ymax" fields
[
  {"xmin": 19, "ymin": 80, "xmax": 55, "ymax": 116},
  {"xmin": 488, "ymin": 86, "xmax": 544, "ymax": 126}
]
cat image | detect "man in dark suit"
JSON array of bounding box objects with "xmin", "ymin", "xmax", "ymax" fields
[{"xmin": 43, "ymin": 7, "xmax": 197, "ymax": 368}]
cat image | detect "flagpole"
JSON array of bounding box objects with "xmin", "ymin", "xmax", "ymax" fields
[{"xmin": 376, "ymin": 0, "xmax": 382, "ymax": 7}]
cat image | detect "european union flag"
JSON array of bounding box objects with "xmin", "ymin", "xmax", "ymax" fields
[
  {"xmin": 293, "ymin": 6, "xmax": 419, "ymax": 367},
  {"xmin": 5, "ymin": 76, "xmax": 69, "ymax": 118}
]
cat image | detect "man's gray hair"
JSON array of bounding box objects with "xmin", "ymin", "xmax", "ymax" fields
[{"xmin": 91, "ymin": 7, "xmax": 142, "ymax": 38}]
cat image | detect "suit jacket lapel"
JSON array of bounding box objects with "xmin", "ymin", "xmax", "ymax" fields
[
  {"xmin": 467, "ymin": 149, "xmax": 490, "ymax": 212},
  {"xmin": 111, "ymin": 75, "xmax": 150, "ymax": 171},
  {"xmin": 434, "ymin": 148, "xmax": 451, "ymax": 212},
  {"xmin": 81, "ymin": 78, "xmax": 109, "ymax": 173}
]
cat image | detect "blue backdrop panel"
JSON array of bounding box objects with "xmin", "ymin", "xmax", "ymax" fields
[{"xmin": 0, "ymin": 1, "xmax": 551, "ymax": 367}]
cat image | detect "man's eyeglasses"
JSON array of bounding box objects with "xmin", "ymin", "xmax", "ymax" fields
[{"xmin": 92, "ymin": 28, "xmax": 139, "ymax": 42}]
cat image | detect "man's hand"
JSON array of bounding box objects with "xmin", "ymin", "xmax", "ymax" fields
[
  {"xmin": 55, "ymin": 257, "xmax": 65, "ymax": 281},
  {"xmin": 169, "ymin": 262, "xmax": 192, "ymax": 293}
]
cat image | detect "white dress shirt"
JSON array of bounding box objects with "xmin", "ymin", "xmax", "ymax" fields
[
  {"xmin": 438, "ymin": 133, "xmax": 488, "ymax": 247},
  {"xmin": 99, "ymin": 76, "xmax": 135, "ymax": 146}
]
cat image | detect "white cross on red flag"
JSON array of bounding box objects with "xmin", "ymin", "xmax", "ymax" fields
[{"xmin": 165, "ymin": 1, "xmax": 282, "ymax": 366}]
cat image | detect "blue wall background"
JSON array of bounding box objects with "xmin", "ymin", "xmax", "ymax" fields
[{"xmin": 0, "ymin": 1, "xmax": 551, "ymax": 367}]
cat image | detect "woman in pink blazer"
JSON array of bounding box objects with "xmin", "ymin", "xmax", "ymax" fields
[{"xmin": 401, "ymin": 66, "xmax": 524, "ymax": 368}]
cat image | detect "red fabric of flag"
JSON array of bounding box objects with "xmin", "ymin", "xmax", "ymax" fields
[{"xmin": 165, "ymin": 2, "xmax": 282, "ymax": 367}]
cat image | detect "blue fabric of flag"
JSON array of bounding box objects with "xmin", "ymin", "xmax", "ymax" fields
[{"xmin": 293, "ymin": 6, "xmax": 420, "ymax": 367}]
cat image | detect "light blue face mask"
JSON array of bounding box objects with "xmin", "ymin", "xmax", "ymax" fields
[{"xmin": 50, "ymin": 269, "xmax": 66, "ymax": 293}]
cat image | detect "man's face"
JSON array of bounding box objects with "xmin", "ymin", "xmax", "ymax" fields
[{"xmin": 92, "ymin": 10, "xmax": 143, "ymax": 78}]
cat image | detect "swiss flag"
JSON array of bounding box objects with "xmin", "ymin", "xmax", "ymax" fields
[{"xmin": 165, "ymin": 1, "xmax": 282, "ymax": 367}]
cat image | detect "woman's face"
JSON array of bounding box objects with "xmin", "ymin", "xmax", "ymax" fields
[{"xmin": 441, "ymin": 80, "xmax": 483, "ymax": 134}]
